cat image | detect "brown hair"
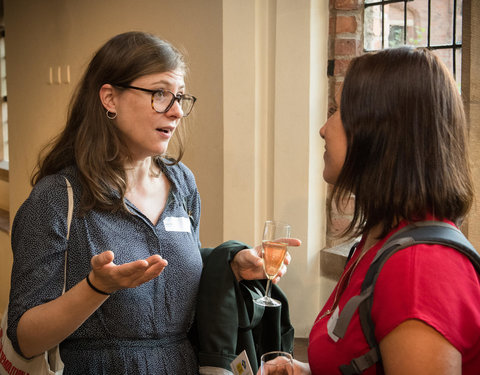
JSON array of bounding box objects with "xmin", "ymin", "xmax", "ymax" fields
[
  {"xmin": 332, "ymin": 46, "xmax": 473, "ymax": 239},
  {"xmin": 31, "ymin": 31, "xmax": 188, "ymax": 214}
]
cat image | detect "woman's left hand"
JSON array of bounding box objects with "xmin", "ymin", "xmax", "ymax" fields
[{"xmin": 230, "ymin": 238, "xmax": 301, "ymax": 282}]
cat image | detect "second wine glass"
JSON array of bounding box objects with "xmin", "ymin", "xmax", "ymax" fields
[
  {"xmin": 254, "ymin": 220, "xmax": 291, "ymax": 307},
  {"xmin": 260, "ymin": 351, "xmax": 294, "ymax": 374}
]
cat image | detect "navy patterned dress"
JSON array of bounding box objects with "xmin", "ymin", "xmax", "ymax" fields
[{"xmin": 8, "ymin": 162, "xmax": 203, "ymax": 374}]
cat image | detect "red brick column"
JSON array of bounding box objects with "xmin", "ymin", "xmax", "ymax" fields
[{"xmin": 326, "ymin": 0, "xmax": 364, "ymax": 246}]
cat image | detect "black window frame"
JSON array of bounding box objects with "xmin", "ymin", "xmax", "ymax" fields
[{"xmin": 364, "ymin": 0, "xmax": 462, "ymax": 79}]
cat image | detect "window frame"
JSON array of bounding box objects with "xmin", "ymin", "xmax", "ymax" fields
[{"xmin": 364, "ymin": 0, "xmax": 462, "ymax": 79}]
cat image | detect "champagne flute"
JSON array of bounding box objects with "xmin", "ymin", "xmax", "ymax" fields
[
  {"xmin": 254, "ymin": 220, "xmax": 291, "ymax": 307},
  {"xmin": 260, "ymin": 351, "xmax": 294, "ymax": 375}
]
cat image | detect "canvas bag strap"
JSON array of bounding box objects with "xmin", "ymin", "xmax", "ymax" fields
[
  {"xmin": 63, "ymin": 177, "xmax": 73, "ymax": 293},
  {"xmin": 47, "ymin": 177, "xmax": 74, "ymax": 369},
  {"xmin": 0, "ymin": 177, "xmax": 74, "ymax": 374}
]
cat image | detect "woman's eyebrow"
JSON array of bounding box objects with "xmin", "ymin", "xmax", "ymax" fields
[{"xmin": 151, "ymin": 79, "xmax": 185, "ymax": 90}]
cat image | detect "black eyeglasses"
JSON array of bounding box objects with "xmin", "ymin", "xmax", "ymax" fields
[{"xmin": 114, "ymin": 84, "xmax": 197, "ymax": 117}]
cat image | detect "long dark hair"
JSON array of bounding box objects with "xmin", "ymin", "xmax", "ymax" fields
[
  {"xmin": 31, "ymin": 31, "xmax": 187, "ymax": 214},
  {"xmin": 332, "ymin": 47, "xmax": 473, "ymax": 239}
]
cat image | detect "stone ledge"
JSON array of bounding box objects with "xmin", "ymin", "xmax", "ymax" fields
[
  {"xmin": 0, "ymin": 160, "xmax": 8, "ymax": 182},
  {"xmin": 0, "ymin": 208, "xmax": 9, "ymax": 233},
  {"xmin": 320, "ymin": 239, "xmax": 358, "ymax": 280}
]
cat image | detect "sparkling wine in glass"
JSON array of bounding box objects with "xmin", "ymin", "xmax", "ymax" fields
[
  {"xmin": 260, "ymin": 351, "xmax": 294, "ymax": 375},
  {"xmin": 254, "ymin": 220, "xmax": 291, "ymax": 307}
]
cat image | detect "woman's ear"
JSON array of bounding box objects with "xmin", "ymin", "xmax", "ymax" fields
[{"xmin": 99, "ymin": 84, "xmax": 116, "ymax": 112}]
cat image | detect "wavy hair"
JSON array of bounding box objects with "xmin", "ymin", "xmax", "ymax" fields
[
  {"xmin": 332, "ymin": 47, "xmax": 473, "ymax": 239},
  {"xmin": 31, "ymin": 31, "xmax": 188, "ymax": 214}
]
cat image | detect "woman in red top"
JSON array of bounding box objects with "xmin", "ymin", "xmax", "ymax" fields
[{"xmin": 294, "ymin": 47, "xmax": 480, "ymax": 374}]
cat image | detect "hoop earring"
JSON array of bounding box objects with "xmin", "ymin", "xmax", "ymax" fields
[{"xmin": 106, "ymin": 110, "xmax": 117, "ymax": 120}]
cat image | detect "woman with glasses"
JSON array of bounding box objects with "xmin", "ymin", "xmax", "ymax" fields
[{"xmin": 6, "ymin": 31, "xmax": 297, "ymax": 374}]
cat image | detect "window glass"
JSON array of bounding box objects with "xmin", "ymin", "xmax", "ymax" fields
[
  {"xmin": 364, "ymin": 5, "xmax": 383, "ymax": 51},
  {"xmin": 455, "ymin": 48, "xmax": 462, "ymax": 90},
  {"xmin": 456, "ymin": 0, "xmax": 462, "ymax": 44},
  {"xmin": 406, "ymin": 0, "xmax": 428, "ymax": 47},
  {"xmin": 385, "ymin": 2, "xmax": 405, "ymax": 48},
  {"xmin": 430, "ymin": 0, "xmax": 454, "ymax": 46},
  {"xmin": 433, "ymin": 48, "xmax": 453, "ymax": 73}
]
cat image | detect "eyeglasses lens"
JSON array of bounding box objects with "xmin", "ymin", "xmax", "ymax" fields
[{"xmin": 152, "ymin": 91, "xmax": 194, "ymax": 117}]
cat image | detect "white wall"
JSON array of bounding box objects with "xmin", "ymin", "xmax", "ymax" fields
[{"xmin": 223, "ymin": 0, "xmax": 331, "ymax": 337}]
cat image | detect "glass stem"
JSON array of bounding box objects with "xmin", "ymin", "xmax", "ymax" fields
[{"xmin": 265, "ymin": 279, "xmax": 272, "ymax": 298}]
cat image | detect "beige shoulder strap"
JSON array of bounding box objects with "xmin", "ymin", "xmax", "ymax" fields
[{"xmin": 63, "ymin": 177, "xmax": 73, "ymax": 294}]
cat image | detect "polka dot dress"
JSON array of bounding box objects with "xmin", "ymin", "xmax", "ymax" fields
[{"xmin": 8, "ymin": 163, "xmax": 203, "ymax": 374}]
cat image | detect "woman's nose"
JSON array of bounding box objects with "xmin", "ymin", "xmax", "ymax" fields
[
  {"xmin": 319, "ymin": 123, "xmax": 326, "ymax": 139},
  {"xmin": 166, "ymin": 99, "xmax": 183, "ymax": 118}
]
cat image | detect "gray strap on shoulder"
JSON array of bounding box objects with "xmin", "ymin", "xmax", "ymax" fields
[
  {"xmin": 339, "ymin": 348, "xmax": 380, "ymax": 375},
  {"xmin": 371, "ymin": 236, "xmax": 414, "ymax": 264},
  {"xmin": 335, "ymin": 221, "xmax": 478, "ymax": 374},
  {"xmin": 333, "ymin": 285, "xmax": 373, "ymax": 339}
]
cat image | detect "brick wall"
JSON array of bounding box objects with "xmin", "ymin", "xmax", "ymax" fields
[
  {"xmin": 326, "ymin": 0, "xmax": 474, "ymax": 247},
  {"xmin": 326, "ymin": 0, "xmax": 364, "ymax": 246}
]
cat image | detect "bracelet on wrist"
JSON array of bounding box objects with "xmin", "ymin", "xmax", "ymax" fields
[{"xmin": 86, "ymin": 273, "xmax": 111, "ymax": 296}]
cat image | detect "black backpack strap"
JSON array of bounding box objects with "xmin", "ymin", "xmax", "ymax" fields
[{"xmin": 335, "ymin": 221, "xmax": 480, "ymax": 374}]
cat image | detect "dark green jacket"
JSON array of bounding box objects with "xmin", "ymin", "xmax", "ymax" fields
[{"xmin": 193, "ymin": 240, "xmax": 294, "ymax": 373}]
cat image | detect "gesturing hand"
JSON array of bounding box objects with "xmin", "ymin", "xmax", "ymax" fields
[
  {"xmin": 230, "ymin": 238, "xmax": 301, "ymax": 282},
  {"xmin": 88, "ymin": 251, "xmax": 168, "ymax": 294}
]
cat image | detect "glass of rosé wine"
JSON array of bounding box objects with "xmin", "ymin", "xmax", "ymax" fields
[{"xmin": 254, "ymin": 220, "xmax": 291, "ymax": 307}]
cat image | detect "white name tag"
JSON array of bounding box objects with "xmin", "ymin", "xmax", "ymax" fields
[
  {"xmin": 163, "ymin": 216, "xmax": 191, "ymax": 232},
  {"xmin": 230, "ymin": 350, "xmax": 253, "ymax": 375}
]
